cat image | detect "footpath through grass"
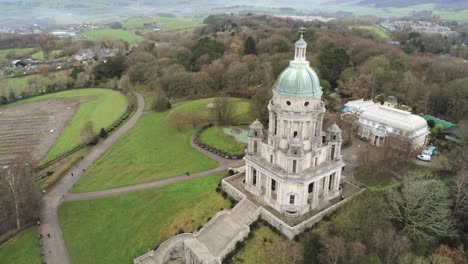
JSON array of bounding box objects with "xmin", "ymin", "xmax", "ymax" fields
[
  {"xmin": 60, "ymin": 173, "xmax": 230, "ymax": 264},
  {"xmin": 71, "ymin": 108, "xmax": 218, "ymax": 192},
  {"xmin": 0, "ymin": 227, "xmax": 42, "ymax": 264},
  {"xmin": 19, "ymin": 88, "xmax": 128, "ymax": 162}
]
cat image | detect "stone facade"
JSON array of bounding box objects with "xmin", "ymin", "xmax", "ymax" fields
[{"xmin": 244, "ymin": 34, "xmax": 345, "ymax": 217}]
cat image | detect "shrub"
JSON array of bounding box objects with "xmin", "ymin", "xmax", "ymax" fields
[
  {"xmin": 152, "ymin": 97, "xmax": 171, "ymax": 112},
  {"xmin": 99, "ymin": 128, "xmax": 108, "ymax": 138}
]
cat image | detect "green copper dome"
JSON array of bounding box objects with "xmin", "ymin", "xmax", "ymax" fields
[{"xmin": 274, "ymin": 63, "xmax": 322, "ymax": 97}]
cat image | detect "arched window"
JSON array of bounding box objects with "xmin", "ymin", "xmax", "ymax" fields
[{"xmin": 289, "ymin": 195, "xmax": 295, "ymax": 205}]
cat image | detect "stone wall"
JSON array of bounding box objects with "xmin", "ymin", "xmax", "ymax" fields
[
  {"xmin": 134, "ymin": 233, "xmax": 194, "ymax": 264},
  {"xmin": 260, "ymin": 188, "xmax": 364, "ymax": 239},
  {"xmin": 221, "ymin": 173, "xmax": 246, "ymax": 202}
]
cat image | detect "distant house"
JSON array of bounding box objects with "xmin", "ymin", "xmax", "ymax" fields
[{"xmin": 69, "ymin": 49, "xmax": 94, "ymax": 62}]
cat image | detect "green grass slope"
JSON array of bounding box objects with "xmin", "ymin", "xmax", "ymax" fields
[
  {"xmin": 60, "ymin": 174, "xmax": 229, "ymax": 264},
  {"xmin": 71, "ymin": 108, "xmax": 218, "ymax": 192},
  {"xmin": 0, "ymin": 227, "xmax": 42, "ymax": 264},
  {"xmin": 18, "ymin": 88, "xmax": 128, "ymax": 162}
]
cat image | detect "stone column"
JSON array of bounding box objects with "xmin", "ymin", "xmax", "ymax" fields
[
  {"xmin": 267, "ymin": 177, "xmax": 272, "ymax": 198},
  {"xmin": 312, "ymin": 180, "xmax": 319, "ymax": 208},
  {"xmin": 269, "ymin": 111, "xmax": 274, "ymax": 134},
  {"xmin": 334, "ymin": 170, "xmax": 341, "ymax": 190},
  {"xmin": 245, "ymin": 165, "xmax": 250, "ymax": 186},
  {"xmin": 324, "ymin": 175, "xmax": 330, "ymax": 197}
]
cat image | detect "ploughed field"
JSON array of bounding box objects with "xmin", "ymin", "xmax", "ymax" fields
[{"xmin": 0, "ymin": 98, "xmax": 82, "ymax": 165}]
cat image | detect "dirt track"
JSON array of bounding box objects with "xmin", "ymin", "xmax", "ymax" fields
[{"xmin": 0, "ymin": 98, "xmax": 87, "ymax": 164}]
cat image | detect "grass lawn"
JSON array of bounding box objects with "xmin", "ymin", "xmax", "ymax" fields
[
  {"xmin": 199, "ymin": 126, "xmax": 246, "ymax": 156},
  {"xmin": 353, "ymin": 166, "xmax": 400, "ymax": 192},
  {"xmin": 232, "ymin": 223, "xmax": 302, "ymax": 264},
  {"xmin": 81, "ymin": 29, "xmax": 144, "ymax": 43},
  {"xmin": 60, "ymin": 173, "xmax": 230, "ymax": 264},
  {"xmin": 350, "ymin": 25, "xmax": 392, "ymax": 40},
  {"xmin": 71, "ymin": 104, "xmax": 219, "ymax": 192},
  {"xmin": 169, "ymin": 97, "xmax": 253, "ymax": 124},
  {"xmin": 18, "ymin": 88, "xmax": 128, "ymax": 162},
  {"xmin": 0, "ymin": 227, "xmax": 42, "ymax": 264}
]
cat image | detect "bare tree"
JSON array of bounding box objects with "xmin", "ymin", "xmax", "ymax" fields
[
  {"xmin": 266, "ymin": 239, "xmax": 303, "ymax": 264},
  {"xmin": 212, "ymin": 97, "xmax": 235, "ymax": 125},
  {"xmin": 0, "ymin": 154, "xmax": 38, "ymax": 230},
  {"xmin": 386, "ymin": 171, "xmax": 457, "ymax": 241},
  {"xmin": 446, "ymin": 145, "xmax": 468, "ymax": 216},
  {"xmin": 318, "ymin": 236, "xmax": 346, "ymax": 264}
]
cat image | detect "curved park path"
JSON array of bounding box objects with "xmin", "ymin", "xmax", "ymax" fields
[{"xmin": 39, "ymin": 91, "xmax": 243, "ymax": 264}]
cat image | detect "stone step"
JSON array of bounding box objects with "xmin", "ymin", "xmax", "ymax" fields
[
  {"xmin": 196, "ymin": 215, "xmax": 242, "ymax": 257},
  {"xmin": 231, "ymin": 200, "xmax": 258, "ymax": 226}
]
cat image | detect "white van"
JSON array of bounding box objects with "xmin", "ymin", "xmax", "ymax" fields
[{"xmin": 417, "ymin": 154, "xmax": 431, "ymax": 162}]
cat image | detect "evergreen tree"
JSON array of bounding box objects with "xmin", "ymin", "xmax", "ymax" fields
[
  {"xmin": 318, "ymin": 43, "xmax": 350, "ymax": 87},
  {"xmin": 244, "ymin": 36, "xmax": 257, "ymax": 55}
]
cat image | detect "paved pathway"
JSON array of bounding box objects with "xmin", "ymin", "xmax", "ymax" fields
[
  {"xmin": 39, "ymin": 91, "xmax": 244, "ymax": 264},
  {"xmin": 39, "ymin": 91, "xmax": 145, "ymax": 264},
  {"xmin": 65, "ymin": 135, "xmax": 244, "ymax": 201}
]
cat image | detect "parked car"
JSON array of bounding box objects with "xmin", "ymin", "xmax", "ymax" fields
[
  {"xmin": 417, "ymin": 154, "xmax": 431, "ymax": 162},
  {"xmin": 422, "ymin": 146, "xmax": 438, "ymax": 156}
]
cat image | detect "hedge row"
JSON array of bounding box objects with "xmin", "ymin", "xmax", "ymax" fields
[{"xmin": 42, "ymin": 155, "xmax": 81, "ymax": 190}]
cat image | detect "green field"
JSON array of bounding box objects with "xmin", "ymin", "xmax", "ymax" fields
[
  {"xmin": 60, "ymin": 173, "xmax": 229, "ymax": 264},
  {"xmin": 0, "ymin": 227, "xmax": 42, "ymax": 264},
  {"xmin": 18, "ymin": 88, "xmax": 128, "ymax": 162},
  {"xmin": 71, "ymin": 100, "xmax": 228, "ymax": 192},
  {"xmin": 0, "ymin": 70, "xmax": 73, "ymax": 97},
  {"xmin": 81, "ymin": 29, "xmax": 144, "ymax": 43},
  {"xmin": 122, "ymin": 16, "xmax": 204, "ymax": 31},
  {"xmin": 0, "ymin": 48, "xmax": 35, "ymax": 61},
  {"xmin": 31, "ymin": 50, "xmax": 63, "ymax": 60},
  {"xmin": 350, "ymin": 25, "xmax": 392, "ymax": 40},
  {"xmin": 199, "ymin": 126, "xmax": 247, "ymax": 157}
]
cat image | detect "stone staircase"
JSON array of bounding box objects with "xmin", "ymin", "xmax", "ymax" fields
[
  {"xmin": 134, "ymin": 199, "xmax": 259, "ymax": 264},
  {"xmin": 196, "ymin": 214, "xmax": 244, "ymax": 257}
]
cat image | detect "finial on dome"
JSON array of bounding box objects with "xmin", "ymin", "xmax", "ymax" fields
[
  {"xmin": 298, "ymin": 26, "xmax": 306, "ymax": 38},
  {"xmin": 294, "ymin": 27, "xmax": 307, "ymax": 61}
]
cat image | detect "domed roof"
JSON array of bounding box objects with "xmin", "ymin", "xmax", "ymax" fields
[
  {"xmin": 274, "ymin": 63, "xmax": 322, "ymax": 97},
  {"xmin": 273, "ymin": 33, "xmax": 322, "ymax": 98}
]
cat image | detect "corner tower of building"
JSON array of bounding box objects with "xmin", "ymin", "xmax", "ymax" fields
[{"xmin": 244, "ymin": 29, "xmax": 345, "ymax": 217}]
